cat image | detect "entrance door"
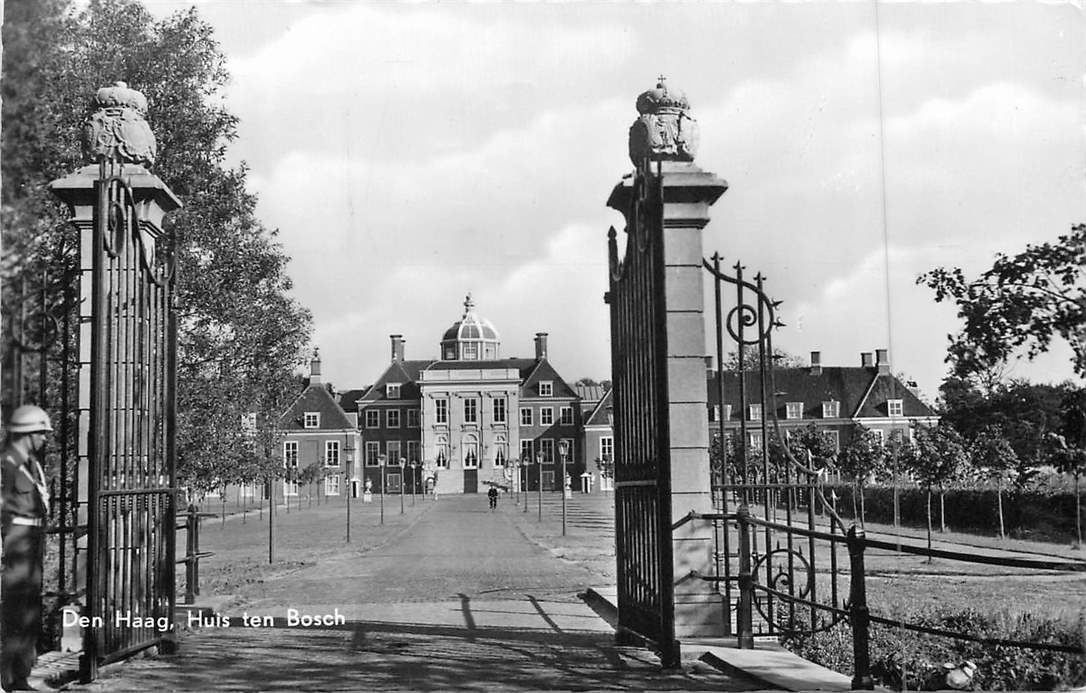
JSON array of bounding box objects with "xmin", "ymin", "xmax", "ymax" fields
[{"xmin": 463, "ymin": 468, "xmax": 478, "ymax": 493}]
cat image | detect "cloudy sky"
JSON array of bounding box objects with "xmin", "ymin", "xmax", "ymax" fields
[{"xmin": 143, "ymin": 0, "xmax": 1085, "ymax": 401}]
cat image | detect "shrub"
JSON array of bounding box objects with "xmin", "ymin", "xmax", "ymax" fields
[{"xmin": 783, "ymin": 608, "xmax": 1086, "ymax": 691}]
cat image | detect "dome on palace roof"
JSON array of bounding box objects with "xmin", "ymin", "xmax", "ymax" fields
[{"xmin": 440, "ymin": 294, "xmax": 501, "ymax": 360}]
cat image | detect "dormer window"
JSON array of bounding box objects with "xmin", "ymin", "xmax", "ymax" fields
[
  {"xmin": 539, "ymin": 381, "xmax": 553, "ymax": 397},
  {"xmin": 786, "ymin": 402, "xmax": 804, "ymax": 420},
  {"xmin": 822, "ymin": 401, "xmax": 840, "ymax": 419},
  {"xmin": 887, "ymin": 399, "xmax": 904, "ymax": 417},
  {"xmin": 748, "ymin": 404, "xmax": 762, "ymax": 421},
  {"xmin": 386, "ymin": 383, "xmax": 401, "ymax": 399},
  {"xmin": 304, "ymin": 412, "xmax": 320, "ymax": 429}
]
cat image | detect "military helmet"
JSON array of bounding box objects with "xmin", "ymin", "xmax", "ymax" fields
[{"xmin": 7, "ymin": 404, "xmax": 54, "ymax": 434}]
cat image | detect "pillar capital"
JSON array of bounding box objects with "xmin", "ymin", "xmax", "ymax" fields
[{"xmin": 607, "ymin": 161, "xmax": 728, "ymax": 230}]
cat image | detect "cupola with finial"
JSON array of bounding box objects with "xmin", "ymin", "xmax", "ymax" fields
[{"xmin": 440, "ymin": 293, "xmax": 501, "ymax": 361}]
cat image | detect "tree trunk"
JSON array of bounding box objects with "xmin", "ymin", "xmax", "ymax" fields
[
  {"xmin": 939, "ymin": 491, "xmax": 946, "ymax": 533},
  {"xmin": 1075, "ymin": 474, "xmax": 1082, "ymax": 548},
  {"xmin": 851, "ymin": 483, "xmax": 859, "ymax": 522},
  {"xmin": 925, "ymin": 490, "xmax": 933, "ymax": 563},
  {"xmin": 859, "ymin": 485, "xmax": 866, "ymax": 529},
  {"xmin": 996, "ymin": 482, "xmax": 1005, "ymax": 540}
]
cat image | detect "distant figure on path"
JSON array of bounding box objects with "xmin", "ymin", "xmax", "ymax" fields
[{"xmin": 487, "ymin": 486, "xmax": 498, "ymax": 510}]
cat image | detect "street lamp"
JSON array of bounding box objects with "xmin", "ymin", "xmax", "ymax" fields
[
  {"xmin": 410, "ymin": 460, "xmax": 418, "ymax": 506},
  {"xmin": 535, "ymin": 451, "xmax": 543, "ymax": 522},
  {"xmin": 398, "ymin": 457, "xmax": 406, "ymax": 514},
  {"xmin": 345, "ymin": 449, "xmax": 353, "ymax": 543},
  {"xmin": 521, "ymin": 457, "xmax": 529, "ymax": 513},
  {"xmin": 558, "ymin": 440, "xmax": 568, "ymax": 536},
  {"xmin": 509, "ymin": 459, "xmax": 518, "ymax": 505},
  {"xmin": 378, "ymin": 453, "xmax": 386, "ymax": 525}
]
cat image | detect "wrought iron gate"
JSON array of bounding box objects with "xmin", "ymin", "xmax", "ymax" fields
[
  {"xmin": 606, "ymin": 159, "xmax": 679, "ymax": 666},
  {"xmin": 82, "ymin": 162, "xmax": 178, "ymax": 676}
]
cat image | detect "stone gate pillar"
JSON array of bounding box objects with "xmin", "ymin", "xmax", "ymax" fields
[{"xmin": 608, "ymin": 77, "xmax": 727, "ymax": 638}]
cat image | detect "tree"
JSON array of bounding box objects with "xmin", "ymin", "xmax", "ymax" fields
[
  {"xmin": 722, "ymin": 346, "xmax": 806, "ymax": 372},
  {"xmin": 1045, "ymin": 388, "xmax": 1086, "ymax": 546},
  {"xmin": 968, "ymin": 425, "xmax": 1019, "ymax": 540},
  {"xmin": 1, "ymin": 0, "xmax": 312, "ymax": 492},
  {"xmin": 918, "ymin": 224, "xmax": 1085, "ymax": 380},
  {"xmin": 903, "ymin": 423, "xmax": 969, "ymax": 558},
  {"xmin": 836, "ymin": 425, "xmax": 886, "ymax": 527}
]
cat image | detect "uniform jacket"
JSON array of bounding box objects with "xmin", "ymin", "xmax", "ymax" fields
[{"xmin": 0, "ymin": 445, "xmax": 47, "ymax": 522}]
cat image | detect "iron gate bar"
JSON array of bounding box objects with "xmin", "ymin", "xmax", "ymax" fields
[
  {"xmin": 607, "ymin": 158, "xmax": 678, "ymax": 667},
  {"xmin": 82, "ymin": 163, "xmax": 178, "ymax": 679}
]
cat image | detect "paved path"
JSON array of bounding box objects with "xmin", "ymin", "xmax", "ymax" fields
[{"xmin": 69, "ymin": 495, "xmax": 766, "ymax": 692}]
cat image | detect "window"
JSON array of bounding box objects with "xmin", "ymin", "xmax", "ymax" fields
[
  {"xmin": 824, "ymin": 429, "xmax": 840, "ymax": 452},
  {"xmin": 786, "ymin": 402, "xmax": 804, "ymax": 420},
  {"xmin": 463, "ymin": 435, "xmax": 479, "ymax": 468},
  {"xmin": 435, "ymin": 398, "xmax": 448, "ymax": 425},
  {"xmin": 386, "ymin": 409, "xmax": 401, "ymax": 428},
  {"xmin": 436, "ymin": 436, "xmax": 449, "ymax": 468},
  {"xmin": 822, "ymin": 401, "xmax": 840, "ymax": 419},
  {"xmin": 325, "ymin": 441, "xmax": 340, "ymax": 467},
  {"xmin": 386, "ymin": 383, "xmax": 401, "ymax": 399},
  {"xmin": 520, "ymin": 407, "xmax": 533, "ymax": 426},
  {"xmin": 540, "ymin": 439, "xmax": 555, "ymax": 463},
  {"xmin": 406, "ymin": 440, "xmax": 420, "ymax": 463},
  {"xmin": 364, "ymin": 441, "xmax": 380, "ymax": 466},
  {"xmin": 284, "ymin": 441, "xmax": 298, "ymax": 468},
  {"xmin": 464, "ymin": 398, "xmax": 478, "ymax": 424},
  {"xmin": 493, "ymin": 398, "xmax": 507, "ymax": 423},
  {"xmin": 304, "ymin": 412, "xmax": 319, "ymax": 429},
  {"xmin": 494, "ymin": 435, "xmax": 507, "ymax": 468},
  {"xmin": 870, "ymin": 429, "xmax": 886, "ymax": 446},
  {"xmin": 444, "ymin": 346, "xmax": 455, "ymax": 359},
  {"xmin": 887, "ymin": 399, "xmax": 904, "ymax": 417},
  {"xmin": 283, "ymin": 479, "xmax": 299, "ymax": 497},
  {"xmin": 709, "ymin": 405, "xmax": 719, "ymax": 422},
  {"xmin": 324, "ymin": 474, "xmax": 340, "ymax": 496},
  {"xmin": 723, "ymin": 404, "xmax": 733, "ymax": 421},
  {"xmin": 540, "ymin": 407, "xmax": 554, "ymax": 425},
  {"xmin": 600, "ymin": 437, "xmax": 614, "ymax": 461},
  {"xmin": 748, "ymin": 404, "xmax": 763, "ymax": 421},
  {"xmin": 365, "ymin": 409, "xmax": 380, "ymax": 428},
  {"xmin": 407, "ymin": 409, "xmax": 420, "ymax": 428},
  {"xmin": 559, "ymin": 406, "xmax": 573, "ymax": 426},
  {"xmin": 539, "ymin": 381, "xmax": 553, "ymax": 397},
  {"xmin": 463, "ymin": 342, "xmax": 478, "ymax": 360},
  {"xmin": 386, "ymin": 440, "xmax": 402, "ymax": 465},
  {"xmin": 519, "ymin": 439, "xmax": 533, "ymax": 463},
  {"xmin": 748, "ymin": 431, "xmax": 764, "ymax": 450},
  {"xmin": 541, "ymin": 470, "xmax": 555, "ymax": 490}
]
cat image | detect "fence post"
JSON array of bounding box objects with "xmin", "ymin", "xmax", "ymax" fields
[
  {"xmin": 184, "ymin": 504, "xmax": 196, "ymax": 604},
  {"xmin": 736, "ymin": 503, "xmax": 754, "ymax": 648},
  {"xmin": 847, "ymin": 525, "xmax": 873, "ymax": 690}
]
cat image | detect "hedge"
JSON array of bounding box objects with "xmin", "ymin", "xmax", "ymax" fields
[{"xmin": 823, "ymin": 483, "xmax": 1082, "ymax": 543}]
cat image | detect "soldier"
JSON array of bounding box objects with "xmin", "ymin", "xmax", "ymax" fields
[{"xmin": 1, "ymin": 405, "xmax": 53, "ymax": 692}]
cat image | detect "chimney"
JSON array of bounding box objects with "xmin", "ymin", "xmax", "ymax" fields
[
  {"xmin": 390, "ymin": 334, "xmax": 405, "ymax": 363},
  {"xmin": 809, "ymin": 351, "xmax": 822, "ymax": 376},
  {"xmin": 534, "ymin": 332, "xmax": 549, "ymax": 361},
  {"xmin": 309, "ymin": 348, "xmax": 322, "ymax": 385},
  {"xmin": 876, "ymin": 348, "xmax": 890, "ymax": 375},
  {"xmin": 861, "ymin": 352, "xmax": 874, "ymax": 369}
]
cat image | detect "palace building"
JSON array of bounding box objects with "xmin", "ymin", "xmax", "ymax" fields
[
  {"xmin": 343, "ymin": 295, "xmax": 581, "ymax": 496},
  {"xmin": 269, "ymin": 297, "xmax": 937, "ymax": 499}
]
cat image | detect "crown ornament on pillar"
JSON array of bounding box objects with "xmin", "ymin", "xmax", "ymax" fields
[
  {"xmin": 81, "ymin": 81, "xmax": 157, "ymax": 167},
  {"xmin": 628, "ymin": 75, "xmax": 699, "ymax": 165}
]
